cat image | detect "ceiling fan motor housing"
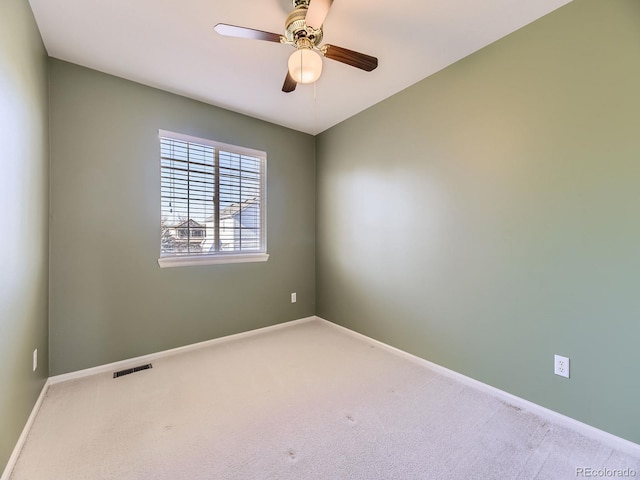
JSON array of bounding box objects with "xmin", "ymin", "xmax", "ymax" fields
[{"xmin": 285, "ymin": 1, "xmax": 323, "ymax": 47}]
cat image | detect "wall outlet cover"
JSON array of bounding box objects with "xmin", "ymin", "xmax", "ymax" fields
[{"xmin": 554, "ymin": 354, "xmax": 569, "ymax": 378}]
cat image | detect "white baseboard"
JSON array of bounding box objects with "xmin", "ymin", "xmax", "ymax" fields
[
  {"xmin": 1, "ymin": 379, "xmax": 50, "ymax": 480},
  {"xmin": 317, "ymin": 316, "xmax": 640, "ymax": 458},
  {"xmin": 49, "ymin": 316, "xmax": 317, "ymax": 385}
]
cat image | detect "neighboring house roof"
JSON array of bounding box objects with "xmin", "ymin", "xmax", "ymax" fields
[
  {"xmin": 176, "ymin": 219, "xmax": 204, "ymax": 228},
  {"xmin": 205, "ymin": 197, "xmax": 258, "ymax": 222}
]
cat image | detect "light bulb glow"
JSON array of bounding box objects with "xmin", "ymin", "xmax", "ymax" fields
[{"xmin": 288, "ymin": 48, "xmax": 323, "ymax": 84}]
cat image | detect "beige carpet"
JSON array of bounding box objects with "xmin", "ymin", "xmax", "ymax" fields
[{"xmin": 10, "ymin": 319, "xmax": 640, "ymax": 479}]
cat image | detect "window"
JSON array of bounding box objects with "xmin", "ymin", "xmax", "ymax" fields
[{"xmin": 158, "ymin": 130, "xmax": 268, "ymax": 268}]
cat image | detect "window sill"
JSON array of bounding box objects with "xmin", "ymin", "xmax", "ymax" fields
[{"xmin": 158, "ymin": 253, "xmax": 269, "ymax": 268}]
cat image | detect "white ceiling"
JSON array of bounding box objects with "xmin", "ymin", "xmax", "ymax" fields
[{"xmin": 29, "ymin": 0, "xmax": 571, "ymax": 135}]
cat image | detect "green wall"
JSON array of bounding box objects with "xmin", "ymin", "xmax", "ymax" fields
[
  {"xmin": 0, "ymin": 0, "xmax": 50, "ymax": 472},
  {"xmin": 48, "ymin": 60, "xmax": 316, "ymax": 375},
  {"xmin": 316, "ymin": 0, "xmax": 640, "ymax": 443}
]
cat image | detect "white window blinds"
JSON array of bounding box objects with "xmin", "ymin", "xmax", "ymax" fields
[{"xmin": 160, "ymin": 130, "xmax": 266, "ymax": 260}]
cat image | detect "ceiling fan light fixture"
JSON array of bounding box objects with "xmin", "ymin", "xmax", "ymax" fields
[{"xmin": 288, "ymin": 47, "xmax": 322, "ymax": 84}]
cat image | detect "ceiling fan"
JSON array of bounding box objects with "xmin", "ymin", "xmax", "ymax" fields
[{"xmin": 214, "ymin": 0, "xmax": 378, "ymax": 93}]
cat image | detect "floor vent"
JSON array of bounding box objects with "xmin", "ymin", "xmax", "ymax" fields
[{"xmin": 113, "ymin": 363, "xmax": 152, "ymax": 379}]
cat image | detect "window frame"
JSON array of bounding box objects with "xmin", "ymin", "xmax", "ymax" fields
[{"xmin": 157, "ymin": 130, "xmax": 268, "ymax": 268}]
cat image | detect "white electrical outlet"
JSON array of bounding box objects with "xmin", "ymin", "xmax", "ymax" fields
[
  {"xmin": 554, "ymin": 354, "xmax": 569, "ymax": 378},
  {"xmin": 33, "ymin": 349, "xmax": 38, "ymax": 372},
  {"xmin": 291, "ymin": 292, "xmax": 297, "ymax": 303}
]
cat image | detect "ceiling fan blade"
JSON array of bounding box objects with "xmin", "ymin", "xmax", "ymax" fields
[
  {"xmin": 305, "ymin": 0, "xmax": 334, "ymax": 29},
  {"xmin": 214, "ymin": 23, "xmax": 283, "ymax": 43},
  {"xmin": 282, "ymin": 71, "xmax": 297, "ymax": 93},
  {"xmin": 322, "ymin": 44, "xmax": 378, "ymax": 72}
]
